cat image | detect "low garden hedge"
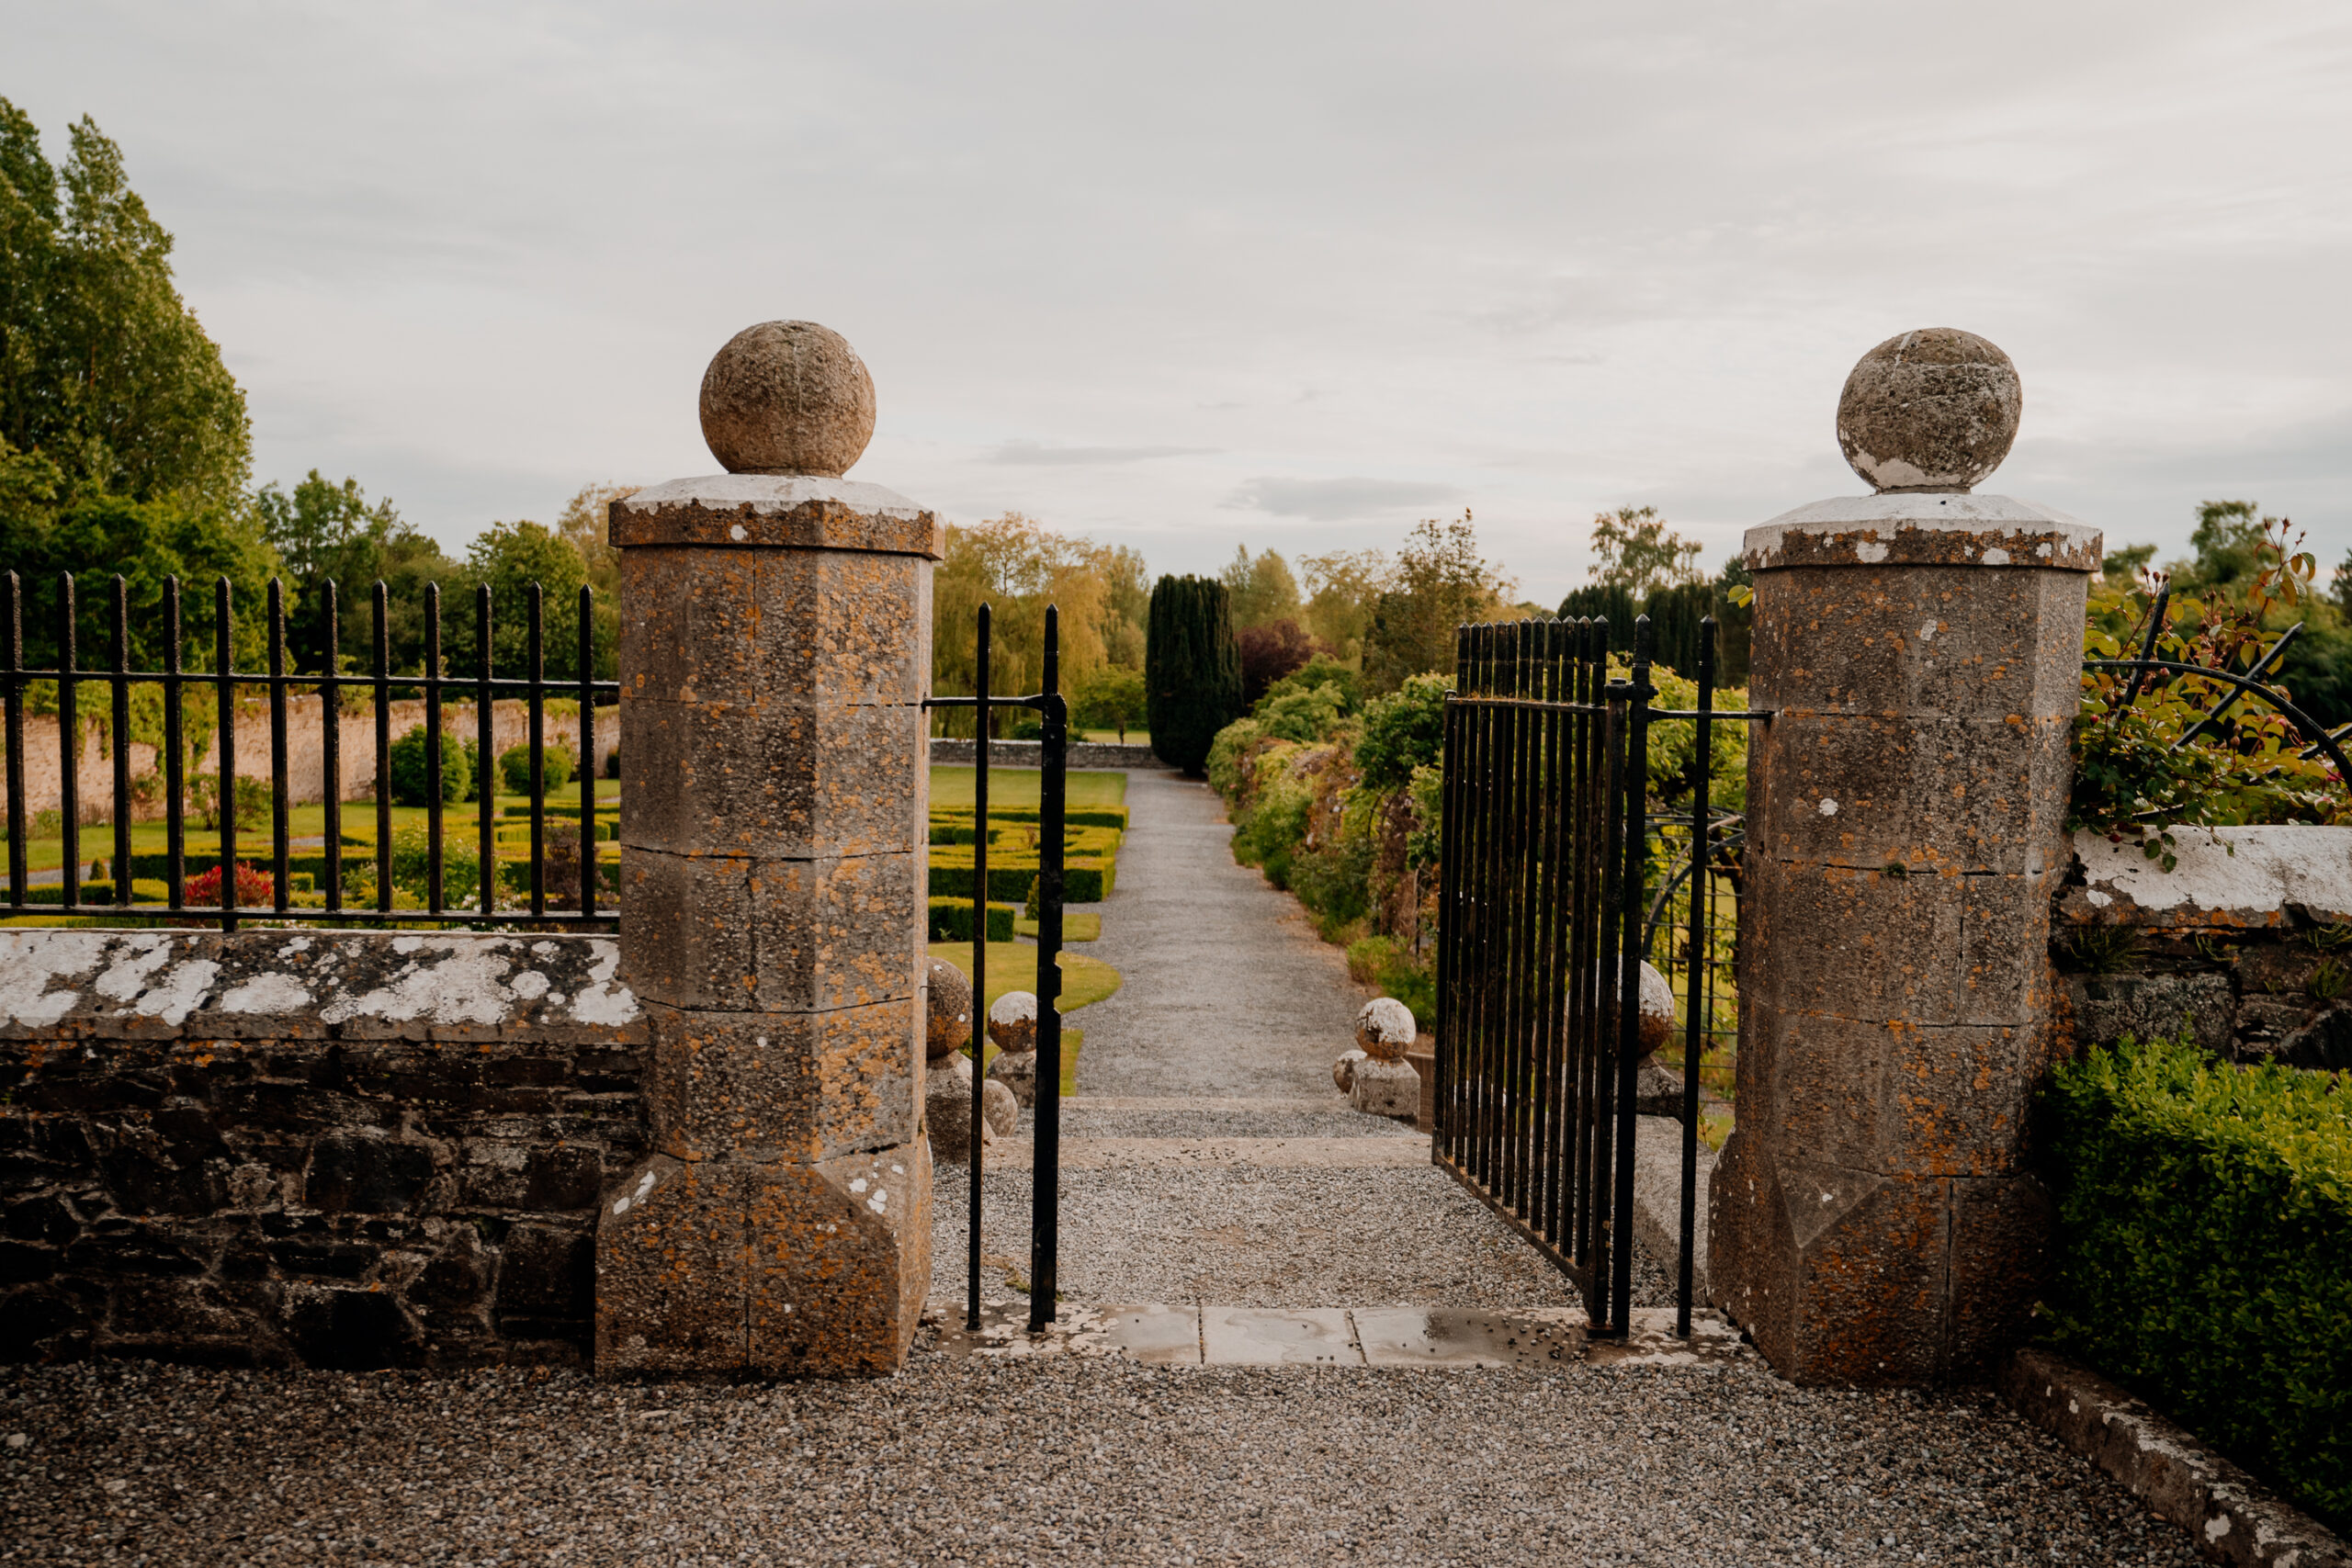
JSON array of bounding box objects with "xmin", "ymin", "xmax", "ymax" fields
[
  {"xmin": 926, "ymin": 848, "xmax": 1114, "ymax": 904},
  {"xmin": 927, "ymin": 897, "xmax": 1015, "ymax": 942},
  {"xmin": 2040, "ymin": 1032, "xmax": 2351, "ymax": 1530},
  {"xmin": 929, "ymin": 806, "xmax": 1127, "ymax": 831}
]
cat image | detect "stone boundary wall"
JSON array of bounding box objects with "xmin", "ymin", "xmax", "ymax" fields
[
  {"xmin": 927, "ymin": 738, "xmax": 1164, "ymax": 771},
  {"xmin": 2052, "ymin": 826, "xmax": 2352, "ymax": 1068},
  {"xmin": 0, "ymin": 929, "xmax": 647, "ymax": 1368},
  {"xmin": 7, "ymin": 698, "xmax": 621, "ymax": 825}
]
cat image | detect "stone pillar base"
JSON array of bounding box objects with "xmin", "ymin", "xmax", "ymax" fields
[
  {"xmin": 1711, "ymin": 1128, "xmax": 2049, "ymax": 1382},
  {"xmin": 596, "ymin": 1141, "xmax": 932, "ymax": 1378}
]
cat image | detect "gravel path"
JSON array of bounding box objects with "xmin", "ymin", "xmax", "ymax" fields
[{"xmin": 0, "ymin": 1354, "xmax": 2202, "ymax": 1567}]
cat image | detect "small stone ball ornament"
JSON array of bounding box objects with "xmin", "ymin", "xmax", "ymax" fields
[
  {"xmin": 1354, "ymin": 997, "xmax": 1418, "ymax": 1062},
  {"xmin": 1635, "ymin": 961, "xmax": 1677, "ymax": 1058},
  {"xmin": 988, "ymin": 990, "xmax": 1039, "ymax": 1055},
  {"xmin": 1333, "ymin": 1048, "xmax": 1366, "ymax": 1094},
  {"xmin": 925, "ymin": 958, "xmax": 973, "ymax": 1060},
  {"xmin": 1835, "ymin": 328, "xmax": 2020, "ymax": 494},
  {"xmin": 699, "ymin": 320, "xmax": 877, "ymax": 478}
]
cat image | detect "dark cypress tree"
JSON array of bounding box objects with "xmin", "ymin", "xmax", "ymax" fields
[{"xmin": 1146, "ymin": 574, "xmax": 1243, "ymax": 774}]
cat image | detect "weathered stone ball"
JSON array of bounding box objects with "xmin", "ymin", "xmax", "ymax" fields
[
  {"xmin": 981, "ymin": 1077, "xmax": 1020, "ymax": 1136},
  {"xmin": 1333, "ymin": 1048, "xmax": 1366, "ymax": 1093},
  {"xmin": 926, "ymin": 958, "xmax": 973, "ymax": 1060},
  {"xmin": 698, "ymin": 320, "xmax": 876, "ymax": 478},
  {"xmin": 1835, "ymin": 329, "xmax": 2020, "ymax": 494},
  {"xmin": 1636, "ymin": 960, "xmax": 1677, "ymax": 1058},
  {"xmin": 988, "ymin": 990, "xmax": 1038, "ymax": 1055},
  {"xmin": 1355, "ymin": 997, "xmax": 1418, "ymax": 1062}
]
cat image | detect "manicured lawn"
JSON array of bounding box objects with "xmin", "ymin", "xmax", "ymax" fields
[
  {"xmin": 1016, "ymin": 911, "xmax": 1102, "ymax": 942},
  {"xmin": 928, "ymin": 767, "xmax": 1126, "ymax": 812},
  {"xmin": 926, "ymin": 940, "xmax": 1121, "ymax": 1095}
]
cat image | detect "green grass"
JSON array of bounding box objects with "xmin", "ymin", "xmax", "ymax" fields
[
  {"xmin": 928, "ymin": 767, "xmax": 1127, "ymax": 812},
  {"xmin": 1015, "ymin": 911, "xmax": 1101, "ymax": 942},
  {"xmin": 1078, "ymin": 729, "xmax": 1148, "ymax": 745},
  {"xmin": 927, "ymin": 940, "xmax": 1120, "ymax": 1096},
  {"xmin": 15, "ymin": 781, "xmax": 620, "ymax": 874}
]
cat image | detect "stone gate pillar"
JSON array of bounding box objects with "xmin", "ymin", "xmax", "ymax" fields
[
  {"xmin": 596, "ymin": 321, "xmax": 938, "ymax": 1377},
  {"xmin": 1710, "ymin": 330, "xmax": 2100, "ymax": 1382}
]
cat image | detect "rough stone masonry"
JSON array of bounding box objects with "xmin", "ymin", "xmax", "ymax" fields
[
  {"xmin": 0, "ymin": 929, "xmax": 645, "ymax": 1368},
  {"xmin": 1712, "ymin": 329, "xmax": 2100, "ymax": 1383},
  {"xmin": 596, "ymin": 320, "xmax": 942, "ymax": 1378}
]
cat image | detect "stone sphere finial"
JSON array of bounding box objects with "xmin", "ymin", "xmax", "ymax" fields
[
  {"xmin": 698, "ymin": 320, "xmax": 876, "ymax": 477},
  {"xmin": 1835, "ymin": 329, "xmax": 2021, "ymax": 494}
]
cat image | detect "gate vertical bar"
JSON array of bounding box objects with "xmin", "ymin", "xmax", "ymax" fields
[
  {"xmin": 269, "ymin": 581, "xmax": 290, "ymax": 913},
  {"xmin": 425, "ymin": 584, "xmax": 444, "ymax": 914},
  {"xmin": 1432, "ymin": 626, "xmax": 1466, "ymax": 1157},
  {"xmin": 475, "ymin": 587, "xmax": 495, "ymax": 921},
  {"xmin": 1677, "ymin": 617, "xmax": 1715, "ymax": 1337},
  {"xmin": 1611, "ymin": 615, "xmax": 1657, "ymax": 1336},
  {"xmin": 1571, "ymin": 619, "xmax": 1603, "ymax": 1269},
  {"xmin": 164, "ymin": 579, "xmax": 184, "ymax": 911},
  {"xmin": 371, "ymin": 582, "xmax": 390, "ymax": 917},
  {"xmin": 6, "ymin": 575, "xmax": 25, "ymax": 908},
  {"xmin": 57, "ymin": 575, "xmax": 78, "ymax": 911},
  {"xmin": 578, "ymin": 585, "xmax": 596, "ymax": 919},
  {"xmin": 109, "ymin": 578, "xmax": 131, "ymax": 907},
  {"xmin": 215, "ymin": 578, "xmax": 235, "ymax": 931},
  {"xmin": 318, "ymin": 583, "xmax": 338, "ymax": 915},
  {"xmin": 967, "ymin": 604, "xmax": 989, "ymax": 1331},
  {"xmin": 527, "ymin": 586, "xmax": 545, "ymax": 920},
  {"xmin": 1031, "ymin": 605, "xmax": 1066, "ymax": 1330}
]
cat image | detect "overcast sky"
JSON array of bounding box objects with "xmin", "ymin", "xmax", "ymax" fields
[{"xmin": 7, "ymin": 1, "xmax": 2349, "ymax": 604}]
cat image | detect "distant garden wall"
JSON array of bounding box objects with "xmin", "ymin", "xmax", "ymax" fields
[
  {"xmin": 927, "ymin": 738, "xmax": 1160, "ymax": 770},
  {"xmin": 0, "ymin": 929, "xmax": 646, "ymax": 1368},
  {"xmin": 7, "ymin": 697, "xmax": 621, "ymax": 824}
]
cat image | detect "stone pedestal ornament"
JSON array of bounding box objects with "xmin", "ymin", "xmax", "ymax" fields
[
  {"xmin": 986, "ymin": 990, "xmax": 1040, "ymax": 1107},
  {"xmin": 1333, "ymin": 1048, "xmax": 1366, "ymax": 1094},
  {"xmin": 1710, "ymin": 329, "xmax": 2097, "ymax": 1384},
  {"xmin": 1349, "ymin": 998, "xmax": 1422, "ymax": 1117},
  {"xmin": 596, "ymin": 321, "xmax": 941, "ymax": 1379},
  {"xmin": 1629, "ymin": 959, "xmax": 1685, "ymax": 1116}
]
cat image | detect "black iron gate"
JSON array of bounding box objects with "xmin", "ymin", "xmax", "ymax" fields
[
  {"xmin": 1433, "ymin": 613, "xmax": 1727, "ymax": 1338},
  {"xmin": 923, "ymin": 603, "xmax": 1069, "ymax": 1336}
]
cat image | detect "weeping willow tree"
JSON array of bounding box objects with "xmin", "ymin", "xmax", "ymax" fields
[
  {"xmin": 929, "ymin": 513, "xmax": 1138, "ymax": 739},
  {"xmin": 1145, "ymin": 574, "xmax": 1242, "ymax": 774}
]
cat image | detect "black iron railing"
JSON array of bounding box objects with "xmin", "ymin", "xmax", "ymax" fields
[
  {"xmin": 923, "ymin": 603, "xmax": 1069, "ymax": 1335},
  {"xmin": 1, "ymin": 570, "xmax": 616, "ymax": 930}
]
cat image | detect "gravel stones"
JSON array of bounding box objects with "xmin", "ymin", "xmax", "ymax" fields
[
  {"xmin": 0, "ymin": 1347, "xmax": 2210, "ymax": 1567},
  {"xmin": 1835, "ymin": 328, "xmax": 2022, "ymax": 493},
  {"xmin": 698, "ymin": 320, "xmax": 876, "ymax": 477},
  {"xmin": 925, "ymin": 958, "xmax": 973, "ymax": 1058},
  {"xmin": 1354, "ymin": 998, "xmax": 1416, "ymax": 1061}
]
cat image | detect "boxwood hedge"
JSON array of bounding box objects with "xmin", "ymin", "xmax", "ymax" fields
[{"xmin": 2040, "ymin": 1032, "xmax": 2350, "ymax": 1530}]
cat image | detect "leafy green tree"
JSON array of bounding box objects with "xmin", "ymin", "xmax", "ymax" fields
[
  {"xmin": 1146, "ymin": 574, "xmax": 1241, "ymax": 774},
  {"xmin": 1354, "ymin": 674, "xmax": 1450, "ymax": 791},
  {"xmin": 1587, "ymin": 505, "xmax": 1703, "ymax": 595},
  {"xmin": 2158, "ymin": 502, "xmax": 2351, "ymax": 728},
  {"xmin": 1362, "ymin": 513, "xmax": 1514, "ymax": 693},
  {"xmin": 1072, "ymin": 665, "xmax": 1147, "ymax": 741},
  {"xmin": 469, "ymin": 520, "xmax": 604, "ymax": 682},
  {"xmin": 1220, "ymin": 545, "xmax": 1303, "ymax": 628},
  {"xmin": 0, "ymin": 100, "xmax": 249, "ymax": 510}
]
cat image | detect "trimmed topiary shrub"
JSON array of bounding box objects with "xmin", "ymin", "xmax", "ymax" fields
[
  {"xmin": 499, "ymin": 741, "xmax": 577, "ymax": 796},
  {"xmin": 387, "ymin": 726, "xmax": 477, "ymax": 807},
  {"xmin": 927, "ymin": 897, "xmax": 1015, "ymax": 942},
  {"xmin": 1146, "ymin": 574, "xmax": 1242, "ymax": 775},
  {"xmin": 2040, "ymin": 1032, "xmax": 2351, "ymax": 1529}
]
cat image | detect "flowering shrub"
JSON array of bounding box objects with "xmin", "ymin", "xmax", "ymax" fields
[{"xmin": 182, "ymin": 862, "xmax": 275, "ymax": 908}]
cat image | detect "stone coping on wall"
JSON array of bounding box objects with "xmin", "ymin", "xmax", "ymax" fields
[
  {"xmin": 2059, "ymin": 826, "xmax": 2352, "ymax": 931},
  {"xmin": 0, "ymin": 928, "xmax": 644, "ymax": 1043},
  {"xmin": 1742, "ymin": 492, "xmax": 2102, "ymax": 571},
  {"xmin": 611, "ymin": 474, "xmax": 944, "ymax": 558},
  {"xmin": 928, "ymin": 739, "xmax": 1167, "ymax": 771}
]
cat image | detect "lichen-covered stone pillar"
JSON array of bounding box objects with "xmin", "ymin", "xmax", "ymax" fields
[
  {"xmin": 596, "ymin": 321, "xmax": 938, "ymax": 1378},
  {"xmin": 1710, "ymin": 329, "xmax": 2101, "ymax": 1382}
]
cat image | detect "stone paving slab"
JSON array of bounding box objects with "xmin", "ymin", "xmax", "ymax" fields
[
  {"xmin": 927, "ymin": 1301, "xmax": 1750, "ymax": 1371},
  {"xmin": 1065, "ymin": 1096, "xmax": 1357, "ymax": 1112},
  {"xmin": 984, "ymin": 1134, "xmax": 1432, "ymax": 1170}
]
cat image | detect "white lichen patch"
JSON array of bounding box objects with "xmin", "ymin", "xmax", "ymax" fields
[
  {"xmin": 131, "ymin": 960, "xmax": 222, "ymax": 1027},
  {"xmin": 571, "ymin": 940, "xmax": 640, "ymax": 1025},
  {"xmin": 218, "ymin": 971, "xmax": 314, "ymax": 1014}
]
